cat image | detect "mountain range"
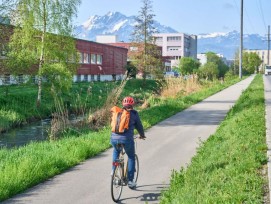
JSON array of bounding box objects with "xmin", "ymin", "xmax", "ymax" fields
[{"xmin": 74, "ymin": 12, "xmax": 268, "ymax": 59}]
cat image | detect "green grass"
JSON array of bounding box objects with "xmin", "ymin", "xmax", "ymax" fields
[
  {"xmin": 0, "ymin": 77, "xmax": 241, "ymax": 201},
  {"xmin": 160, "ymin": 75, "xmax": 267, "ymax": 204},
  {"xmin": 0, "ymin": 80, "xmax": 158, "ymax": 131}
]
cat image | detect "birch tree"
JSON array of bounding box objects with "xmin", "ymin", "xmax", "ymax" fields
[{"xmin": 4, "ymin": 0, "xmax": 81, "ymax": 106}]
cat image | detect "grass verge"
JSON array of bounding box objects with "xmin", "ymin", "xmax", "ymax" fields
[
  {"xmin": 0, "ymin": 77, "xmax": 240, "ymax": 201},
  {"xmin": 160, "ymin": 75, "xmax": 268, "ymax": 203}
]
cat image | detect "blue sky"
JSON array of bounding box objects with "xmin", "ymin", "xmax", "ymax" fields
[{"xmin": 75, "ymin": 0, "xmax": 271, "ymax": 36}]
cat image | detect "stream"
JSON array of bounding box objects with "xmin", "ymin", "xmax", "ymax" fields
[
  {"xmin": 0, "ymin": 115, "xmax": 84, "ymax": 148},
  {"xmin": 0, "ymin": 119, "xmax": 51, "ymax": 148}
]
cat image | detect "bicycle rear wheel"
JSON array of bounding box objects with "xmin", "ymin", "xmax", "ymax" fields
[
  {"xmin": 133, "ymin": 154, "xmax": 139, "ymax": 183},
  {"xmin": 111, "ymin": 165, "xmax": 123, "ymax": 202}
]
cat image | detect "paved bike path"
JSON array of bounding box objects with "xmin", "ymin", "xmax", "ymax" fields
[{"xmin": 3, "ymin": 76, "xmax": 255, "ymax": 204}]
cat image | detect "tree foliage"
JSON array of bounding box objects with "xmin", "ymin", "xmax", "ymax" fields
[
  {"xmin": 132, "ymin": 0, "xmax": 156, "ymax": 43},
  {"xmin": 206, "ymin": 52, "xmax": 229, "ymax": 78},
  {"xmin": 3, "ymin": 0, "xmax": 81, "ymax": 106},
  {"xmin": 199, "ymin": 62, "xmax": 219, "ymax": 80},
  {"xmin": 177, "ymin": 57, "xmax": 200, "ymax": 75},
  {"xmin": 242, "ymin": 52, "xmax": 262, "ymax": 74},
  {"xmin": 130, "ymin": 0, "xmax": 162, "ymax": 79}
]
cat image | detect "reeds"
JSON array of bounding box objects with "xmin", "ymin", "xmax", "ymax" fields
[{"xmin": 160, "ymin": 75, "xmax": 201, "ymax": 98}]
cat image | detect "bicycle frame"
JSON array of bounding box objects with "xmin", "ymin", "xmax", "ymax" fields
[{"xmin": 111, "ymin": 137, "xmax": 139, "ymax": 202}]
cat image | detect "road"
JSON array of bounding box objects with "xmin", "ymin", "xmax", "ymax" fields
[
  {"xmin": 3, "ymin": 76, "xmax": 255, "ymax": 204},
  {"xmin": 264, "ymin": 75, "xmax": 271, "ymax": 202}
]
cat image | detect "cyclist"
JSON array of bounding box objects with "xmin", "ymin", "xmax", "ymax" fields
[{"xmin": 110, "ymin": 96, "xmax": 146, "ymax": 189}]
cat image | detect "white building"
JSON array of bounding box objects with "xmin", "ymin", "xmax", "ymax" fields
[
  {"xmin": 96, "ymin": 35, "xmax": 118, "ymax": 43},
  {"xmin": 197, "ymin": 53, "xmax": 228, "ymax": 66},
  {"xmin": 153, "ymin": 33, "xmax": 197, "ymax": 70}
]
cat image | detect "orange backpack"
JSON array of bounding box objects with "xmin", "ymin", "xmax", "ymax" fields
[{"xmin": 110, "ymin": 106, "xmax": 130, "ymax": 133}]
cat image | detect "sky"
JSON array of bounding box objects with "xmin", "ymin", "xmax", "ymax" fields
[{"xmin": 75, "ymin": 0, "xmax": 271, "ymax": 36}]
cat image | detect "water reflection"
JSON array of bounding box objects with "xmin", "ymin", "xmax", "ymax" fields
[{"xmin": 0, "ymin": 119, "xmax": 51, "ymax": 148}]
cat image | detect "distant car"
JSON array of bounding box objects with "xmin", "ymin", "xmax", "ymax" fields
[{"xmin": 265, "ymin": 65, "xmax": 271, "ymax": 75}]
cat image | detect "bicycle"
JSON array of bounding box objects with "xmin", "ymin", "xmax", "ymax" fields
[{"xmin": 110, "ymin": 138, "xmax": 139, "ymax": 203}]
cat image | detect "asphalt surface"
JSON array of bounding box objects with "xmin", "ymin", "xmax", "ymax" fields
[
  {"xmin": 3, "ymin": 75, "xmax": 255, "ymax": 204},
  {"xmin": 264, "ymin": 75, "xmax": 271, "ymax": 203}
]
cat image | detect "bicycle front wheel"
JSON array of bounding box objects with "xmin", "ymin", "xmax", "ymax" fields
[
  {"xmin": 133, "ymin": 154, "xmax": 139, "ymax": 183},
  {"xmin": 111, "ymin": 165, "xmax": 123, "ymax": 202}
]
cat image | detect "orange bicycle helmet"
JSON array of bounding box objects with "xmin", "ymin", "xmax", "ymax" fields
[{"xmin": 122, "ymin": 96, "xmax": 135, "ymax": 106}]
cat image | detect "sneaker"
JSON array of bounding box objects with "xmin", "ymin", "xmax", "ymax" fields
[{"xmin": 128, "ymin": 181, "xmax": 137, "ymax": 189}]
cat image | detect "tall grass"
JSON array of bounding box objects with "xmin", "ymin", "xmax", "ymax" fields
[
  {"xmin": 160, "ymin": 75, "xmax": 201, "ymax": 98},
  {"xmin": 160, "ymin": 75, "xmax": 267, "ymax": 203}
]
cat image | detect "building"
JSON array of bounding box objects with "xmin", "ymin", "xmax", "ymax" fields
[
  {"xmin": 0, "ymin": 24, "xmax": 128, "ymax": 85},
  {"xmin": 153, "ymin": 33, "xmax": 197, "ymax": 71},
  {"xmin": 96, "ymin": 35, "xmax": 118, "ymax": 43},
  {"xmin": 197, "ymin": 53, "xmax": 229, "ymax": 66},
  {"xmin": 76, "ymin": 39, "xmax": 127, "ymax": 82}
]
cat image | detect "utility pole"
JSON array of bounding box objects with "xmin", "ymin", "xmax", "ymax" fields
[
  {"xmin": 239, "ymin": 0, "xmax": 243, "ymax": 79},
  {"xmin": 268, "ymin": 25, "xmax": 270, "ymax": 65}
]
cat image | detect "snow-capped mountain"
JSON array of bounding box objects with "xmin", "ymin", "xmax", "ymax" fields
[
  {"xmin": 198, "ymin": 31, "xmax": 267, "ymax": 59},
  {"xmin": 74, "ymin": 12, "xmax": 268, "ymax": 59},
  {"xmin": 74, "ymin": 11, "xmax": 177, "ymax": 42}
]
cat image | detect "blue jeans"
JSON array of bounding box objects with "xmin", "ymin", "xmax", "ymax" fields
[{"xmin": 111, "ymin": 139, "xmax": 135, "ymax": 182}]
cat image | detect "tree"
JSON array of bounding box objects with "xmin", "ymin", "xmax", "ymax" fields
[
  {"xmin": 199, "ymin": 62, "xmax": 219, "ymax": 80},
  {"xmin": 242, "ymin": 52, "xmax": 262, "ymax": 74},
  {"xmin": 4, "ymin": 0, "xmax": 81, "ymax": 106},
  {"xmin": 125, "ymin": 61, "xmax": 137, "ymax": 78},
  {"xmin": 206, "ymin": 52, "xmax": 229, "ymax": 78},
  {"xmin": 130, "ymin": 0, "xmax": 162, "ymax": 79},
  {"xmin": 176, "ymin": 57, "xmax": 200, "ymax": 75}
]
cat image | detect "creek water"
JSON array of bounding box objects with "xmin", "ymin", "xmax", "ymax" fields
[
  {"xmin": 0, "ymin": 115, "xmax": 86, "ymax": 148},
  {"xmin": 0, "ymin": 119, "xmax": 51, "ymax": 148}
]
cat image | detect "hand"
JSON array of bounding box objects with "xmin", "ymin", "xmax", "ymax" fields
[{"xmin": 139, "ymin": 135, "xmax": 146, "ymax": 140}]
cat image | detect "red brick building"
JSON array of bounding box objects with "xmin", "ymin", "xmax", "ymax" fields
[
  {"xmin": 0, "ymin": 23, "xmax": 128, "ymax": 84},
  {"xmin": 76, "ymin": 39, "xmax": 128, "ymax": 82},
  {"xmin": 107, "ymin": 42, "xmax": 167, "ymax": 67}
]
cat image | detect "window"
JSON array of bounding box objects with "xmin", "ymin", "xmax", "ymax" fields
[
  {"xmin": 97, "ymin": 74, "xmax": 100, "ymax": 81},
  {"xmin": 112, "ymin": 74, "xmax": 116, "ymax": 81},
  {"xmin": 84, "ymin": 75, "xmax": 88, "ymax": 81},
  {"xmin": 77, "ymin": 75, "xmax": 81, "ymax": 82},
  {"xmin": 83, "ymin": 53, "xmax": 90, "ymax": 64},
  {"xmin": 167, "ymin": 36, "xmax": 181, "ymax": 41},
  {"xmin": 97, "ymin": 54, "xmax": 102, "ymax": 64},
  {"xmin": 91, "ymin": 75, "xmax": 95, "ymax": 81},
  {"xmin": 130, "ymin": 46, "xmax": 138, "ymax": 51},
  {"xmin": 167, "ymin": 46, "xmax": 181, "ymax": 51},
  {"xmin": 91, "ymin": 54, "xmax": 96, "ymax": 64},
  {"xmin": 155, "ymin": 37, "xmax": 162, "ymax": 41},
  {"xmin": 79, "ymin": 52, "xmax": 84, "ymax": 63},
  {"xmin": 18, "ymin": 75, "xmax": 24, "ymax": 84},
  {"xmin": 4, "ymin": 74, "xmax": 10, "ymax": 84}
]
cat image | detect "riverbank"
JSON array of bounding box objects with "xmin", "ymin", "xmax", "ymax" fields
[
  {"xmin": 0, "ymin": 80, "xmax": 158, "ymax": 133},
  {"xmin": 0, "ymin": 77, "xmax": 240, "ymax": 201}
]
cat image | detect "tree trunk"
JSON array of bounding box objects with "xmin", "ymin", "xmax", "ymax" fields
[{"xmin": 37, "ymin": 1, "xmax": 46, "ymax": 107}]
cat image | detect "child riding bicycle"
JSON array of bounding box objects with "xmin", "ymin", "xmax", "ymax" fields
[{"xmin": 110, "ymin": 96, "xmax": 146, "ymax": 189}]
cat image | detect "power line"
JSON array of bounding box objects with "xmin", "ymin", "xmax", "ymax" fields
[
  {"xmin": 239, "ymin": 0, "xmax": 243, "ymax": 79},
  {"xmin": 243, "ymin": 4, "xmax": 256, "ymax": 34},
  {"xmin": 256, "ymin": 0, "xmax": 267, "ymax": 34},
  {"xmin": 233, "ymin": 0, "xmax": 249, "ymax": 34}
]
